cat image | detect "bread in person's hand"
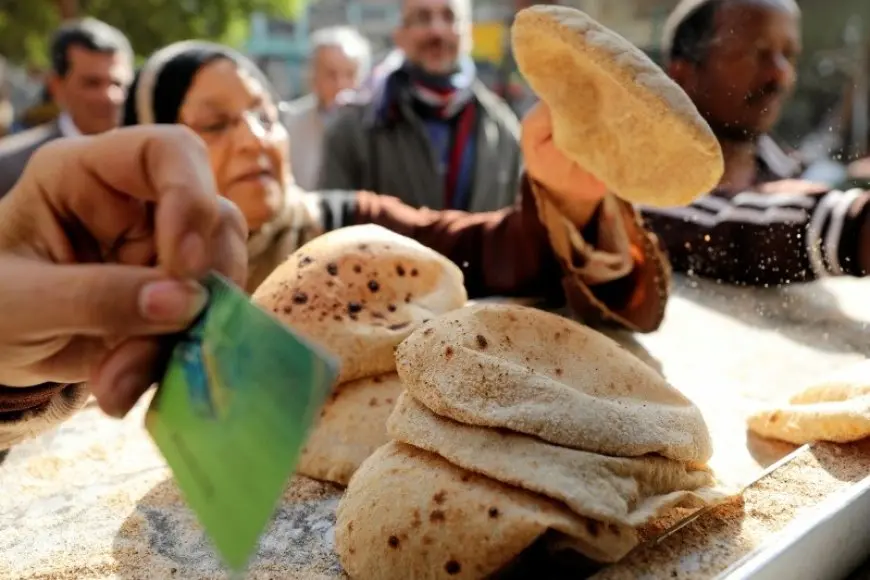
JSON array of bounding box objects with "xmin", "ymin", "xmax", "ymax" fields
[
  {"xmin": 297, "ymin": 373, "xmax": 403, "ymax": 485},
  {"xmin": 395, "ymin": 303, "xmax": 713, "ymax": 463},
  {"xmin": 512, "ymin": 5, "xmax": 724, "ymax": 207},
  {"xmin": 252, "ymin": 224, "xmax": 467, "ymax": 384}
]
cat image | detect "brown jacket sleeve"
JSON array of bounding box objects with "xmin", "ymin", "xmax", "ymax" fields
[
  {"xmin": 641, "ymin": 188, "xmax": 870, "ymax": 285},
  {"xmin": 353, "ymin": 175, "xmax": 669, "ymax": 333},
  {"xmin": 0, "ymin": 383, "xmax": 89, "ymax": 450}
]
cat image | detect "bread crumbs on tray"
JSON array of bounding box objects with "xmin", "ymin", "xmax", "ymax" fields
[{"xmin": 594, "ymin": 441, "xmax": 870, "ymax": 579}]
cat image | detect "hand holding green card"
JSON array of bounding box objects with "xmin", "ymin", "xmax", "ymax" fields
[{"xmin": 146, "ymin": 272, "xmax": 340, "ymax": 573}]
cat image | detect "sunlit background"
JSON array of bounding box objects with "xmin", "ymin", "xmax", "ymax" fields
[{"xmin": 0, "ymin": 0, "xmax": 868, "ymax": 157}]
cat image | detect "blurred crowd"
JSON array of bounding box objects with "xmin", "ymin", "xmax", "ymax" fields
[{"xmin": 2, "ymin": 0, "xmax": 870, "ymax": 287}]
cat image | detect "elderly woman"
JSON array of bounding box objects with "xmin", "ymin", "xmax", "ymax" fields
[
  {"xmin": 0, "ymin": 40, "xmax": 668, "ymax": 447},
  {"xmin": 123, "ymin": 41, "xmax": 667, "ymax": 323}
]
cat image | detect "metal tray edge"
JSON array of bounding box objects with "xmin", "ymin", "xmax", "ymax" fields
[{"xmin": 717, "ymin": 472, "xmax": 870, "ymax": 580}]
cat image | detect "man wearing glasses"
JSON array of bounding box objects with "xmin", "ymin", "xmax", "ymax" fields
[{"xmin": 318, "ymin": 0, "xmax": 521, "ymax": 214}]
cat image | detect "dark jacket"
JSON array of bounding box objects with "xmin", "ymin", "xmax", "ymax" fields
[
  {"xmin": 0, "ymin": 121, "xmax": 62, "ymax": 199},
  {"xmin": 318, "ymin": 78, "xmax": 522, "ymax": 214}
]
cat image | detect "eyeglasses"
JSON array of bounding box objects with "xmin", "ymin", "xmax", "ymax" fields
[
  {"xmin": 189, "ymin": 108, "xmax": 277, "ymax": 144},
  {"xmin": 403, "ymin": 8, "xmax": 459, "ymax": 29}
]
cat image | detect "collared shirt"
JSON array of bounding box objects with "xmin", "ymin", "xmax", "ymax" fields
[{"xmin": 57, "ymin": 113, "xmax": 82, "ymax": 138}]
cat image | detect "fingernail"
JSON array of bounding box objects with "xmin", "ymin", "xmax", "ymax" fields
[
  {"xmin": 139, "ymin": 280, "xmax": 208, "ymax": 324},
  {"xmin": 180, "ymin": 233, "xmax": 206, "ymax": 274}
]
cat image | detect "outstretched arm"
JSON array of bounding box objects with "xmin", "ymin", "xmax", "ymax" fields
[
  {"xmin": 345, "ymin": 177, "xmax": 668, "ymax": 333},
  {"xmin": 642, "ymin": 185, "xmax": 870, "ymax": 285}
]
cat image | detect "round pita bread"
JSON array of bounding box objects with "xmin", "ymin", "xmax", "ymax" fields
[
  {"xmin": 388, "ymin": 393, "xmax": 726, "ymax": 527},
  {"xmin": 253, "ymin": 225, "xmax": 467, "ymax": 384},
  {"xmin": 512, "ymin": 5, "xmax": 723, "ymax": 207},
  {"xmin": 335, "ymin": 442, "xmax": 638, "ymax": 580},
  {"xmin": 298, "ymin": 373, "xmax": 404, "ymax": 485},
  {"xmin": 396, "ymin": 303, "xmax": 713, "ymax": 463},
  {"xmin": 748, "ymin": 360, "xmax": 870, "ymax": 444}
]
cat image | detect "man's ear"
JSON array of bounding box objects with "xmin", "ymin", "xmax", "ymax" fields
[
  {"xmin": 393, "ymin": 27, "xmax": 408, "ymax": 53},
  {"xmin": 46, "ymin": 73, "xmax": 65, "ymax": 107},
  {"xmin": 306, "ymin": 53, "xmax": 318, "ymax": 92}
]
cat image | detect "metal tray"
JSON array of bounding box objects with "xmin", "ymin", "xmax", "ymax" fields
[{"xmin": 718, "ymin": 473, "xmax": 870, "ymax": 580}]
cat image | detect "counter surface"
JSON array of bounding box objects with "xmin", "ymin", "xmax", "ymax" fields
[{"xmin": 3, "ymin": 276, "xmax": 870, "ymax": 579}]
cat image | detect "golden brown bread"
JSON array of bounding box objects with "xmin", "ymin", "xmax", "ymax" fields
[
  {"xmin": 748, "ymin": 360, "xmax": 870, "ymax": 444},
  {"xmin": 298, "ymin": 373, "xmax": 404, "ymax": 485},
  {"xmin": 252, "ymin": 224, "xmax": 467, "ymax": 384},
  {"xmin": 395, "ymin": 303, "xmax": 713, "ymax": 463},
  {"xmin": 512, "ymin": 5, "xmax": 724, "ymax": 206}
]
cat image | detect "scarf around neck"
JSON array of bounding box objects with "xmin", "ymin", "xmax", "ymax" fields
[{"xmin": 403, "ymin": 56, "xmax": 477, "ymax": 119}]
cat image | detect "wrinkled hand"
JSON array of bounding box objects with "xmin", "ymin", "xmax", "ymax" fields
[
  {"xmin": 521, "ymin": 102, "xmax": 609, "ymax": 227},
  {"xmin": 0, "ymin": 126, "xmax": 248, "ymax": 418}
]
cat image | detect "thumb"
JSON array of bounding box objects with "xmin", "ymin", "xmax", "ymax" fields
[{"xmin": 1, "ymin": 258, "xmax": 208, "ymax": 338}]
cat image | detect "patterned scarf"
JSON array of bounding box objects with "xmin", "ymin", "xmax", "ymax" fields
[
  {"xmin": 403, "ymin": 57, "xmax": 479, "ymax": 210},
  {"xmin": 405, "ymin": 56, "xmax": 477, "ymax": 119}
]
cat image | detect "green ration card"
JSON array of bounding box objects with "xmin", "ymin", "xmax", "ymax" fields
[{"xmin": 146, "ymin": 272, "xmax": 339, "ymax": 573}]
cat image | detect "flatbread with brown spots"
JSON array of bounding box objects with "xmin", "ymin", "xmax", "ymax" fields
[
  {"xmin": 299, "ymin": 373, "xmax": 404, "ymax": 485},
  {"xmin": 387, "ymin": 393, "xmax": 726, "ymax": 527},
  {"xmin": 252, "ymin": 224, "xmax": 467, "ymax": 384},
  {"xmin": 396, "ymin": 303, "xmax": 713, "ymax": 463},
  {"xmin": 336, "ymin": 442, "xmax": 637, "ymax": 580}
]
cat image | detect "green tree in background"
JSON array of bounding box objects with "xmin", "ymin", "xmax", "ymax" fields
[{"xmin": 0, "ymin": 0, "xmax": 306, "ymax": 66}]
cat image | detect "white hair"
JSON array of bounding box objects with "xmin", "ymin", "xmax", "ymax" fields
[{"xmin": 310, "ymin": 26, "xmax": 372, "ymax": 80}]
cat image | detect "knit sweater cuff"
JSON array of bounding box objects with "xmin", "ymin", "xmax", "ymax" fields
[{"xmin": 0, "ymin": 383, "xmax": 89, "ymax": 449}]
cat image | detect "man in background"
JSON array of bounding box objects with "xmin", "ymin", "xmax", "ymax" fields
[
  {"xmin": 319, "ymin": 0, "xmax": 520, "ymax": 213},
  {"xmin": 0, "ymin": 18, "xmax": 133, "ymax": 198},
  {"xmin": 282, "ymin": 26, "xmax": 371, "ymax": 190},
  {"xmin": 642, "ymin": 0, "xmax": 870, "ymax": 285}
]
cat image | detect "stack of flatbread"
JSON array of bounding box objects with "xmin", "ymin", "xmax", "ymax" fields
[
  {"xmin": 252, "ymin": 224, "xmax": 468, "ymax": 485},
  {"xmin": 336, "ymin": 304, "xmax": 729, "ymax": 579}
]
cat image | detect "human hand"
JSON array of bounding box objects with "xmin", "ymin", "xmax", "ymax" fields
[
  {"xmin": 756, "ymin": 179, "xmax": 829, "ymax": 195},
  {"xmin": 521, "ymin": 103, "xmax": 609, "ymax": 227},
  {"xmin": 0, "ymin": 126, "xmax": 248, "ymax": 418},
  {"xmin": 848, "ymin": 157, "xmax": 870, "ymax": 180}
]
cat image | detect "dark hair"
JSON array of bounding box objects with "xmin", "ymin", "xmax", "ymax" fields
[
  {"xmin": 50, "ymin": 17, "xmax": 132, "ymax": 77},
  {"xmin": 664, "ymin": 0, "xmax": 800, "ymax": 65},
  {"xmin": 665, "ymin": 0, "xmax": 722, "ymax": 65},
  {"xmin": 123, "ymin": 42, "xmax": 279, "ymax": 127}
]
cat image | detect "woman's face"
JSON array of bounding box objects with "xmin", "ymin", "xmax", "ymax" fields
[{"xmin": 178, "ymin": 58, "xmax": 290, "ymax": 232}]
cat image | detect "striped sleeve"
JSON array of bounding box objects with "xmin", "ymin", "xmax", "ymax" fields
[{"xmin": 640, "ymin": 188, "xmax": 870, "ymax": 285}]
